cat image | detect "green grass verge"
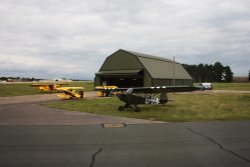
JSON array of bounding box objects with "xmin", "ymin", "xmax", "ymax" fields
[
  {"xmin": 0, "ymin": 81, "xmax": 94, "ymax": 97},
  {"xmin": 0, "ymin": 83, "xmax": 42, "ymax": 96},
  {"xmin": 45, "ymin": 93, "xmax": 250, "ymax": 122},
  {"xmin": 212, "ymin": 82, "xmax": 250, "ymax": 91}
]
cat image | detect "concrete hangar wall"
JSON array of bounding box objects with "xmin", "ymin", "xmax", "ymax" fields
[{"xmin": 95, "ymin": 49, "xmax": 193, "ymax": 88}]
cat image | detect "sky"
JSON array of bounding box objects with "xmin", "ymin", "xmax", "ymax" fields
[{"xmin": 0, "ymin": 0, "xmax": 250, "ymax": 80}]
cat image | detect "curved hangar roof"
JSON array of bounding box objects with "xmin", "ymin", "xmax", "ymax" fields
[{"xmin": 97, "ymin": 49, "xmax": 192, "ymax": 80}]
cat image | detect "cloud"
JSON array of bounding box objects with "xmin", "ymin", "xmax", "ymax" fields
[{"xmin": 0, "ymin": 0, "xmax": 249, "ymax": 79}]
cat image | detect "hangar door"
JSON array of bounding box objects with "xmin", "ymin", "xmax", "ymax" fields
[{"xmin": 96, "ymin": 70, "xmax": 144, "ymax": 88}]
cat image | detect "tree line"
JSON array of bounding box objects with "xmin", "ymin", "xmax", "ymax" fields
[
  {"xmin": 182, "ymin": 62, "xmax": 233, "ymax": 82},
  {"xmin": 248, "ymin": 70, "xmax": 250, "ymax": 81}
]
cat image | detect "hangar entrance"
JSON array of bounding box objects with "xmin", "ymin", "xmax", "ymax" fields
[
  {"xmin": 102, "ymin": 77, "xmax": 143, "ymax": 88},
  {"xmin": 97, "ymin": 70, "xmax": 144, "ymax": 88}
]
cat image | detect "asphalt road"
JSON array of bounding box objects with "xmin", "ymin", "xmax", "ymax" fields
[
  {"xmin": 0, "ymin": 94, "xmax": 250, "ymax": 166},
  {"xmin": 0, "ymin": 122, "xmax": 250, "ymax": 167},
  {"xmin": 0, "ymin": 93, "xmax": 164, "ymax": 125},
  {"xmin": 0, "ymin": 102, "xmax": 164, "ymax": 125}
]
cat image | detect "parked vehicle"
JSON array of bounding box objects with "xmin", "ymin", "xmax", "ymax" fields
[{"xmin": 199, "ymin": 83, "xmax": 213, "ymax": 90}]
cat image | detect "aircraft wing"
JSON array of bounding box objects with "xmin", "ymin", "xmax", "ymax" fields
[
  {"xmin": 56, "ymin": 87, "xmax": 85, "ymax": 91},
  {"xmin": 56, "ymin": 87, "xmax": 84, "ymax": 98},
  {"xmin": 95, "ymin": 86, "xmax": 200, "ymax": 94},
  {"xmin": 94, "ymin": 87, "xmax": 127, "ymax": 93},
  {"xmin": 30, "ymin": 83, "xmax": 68, "ymax": 87},
  {"xmin": 54, "ymin": 83, "xmax": 68, "ymax": 86},
  {"xmin": 131, "ymin": 86, "xmax": 199, "ymax": 94},
  {"xmin": 30, "ymin": 84, "xmax": 54, "ymax": 87}
]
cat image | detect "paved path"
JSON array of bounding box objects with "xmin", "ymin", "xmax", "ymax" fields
[
  {"xmin": 0, "ymin": 92, "xmax": 164, "ymax": 125},
  {"xmin": 0, "ymin": 94, "xmax": 59, "ymax": 105},
  {"xmin": 0, "ymin": 92, "xmax": 98, "ymax": 105},
  {"xmin": 0, "ymin": 103, "xmax": 164, "ymax": 125},
  {"xmin": 0, "ymin": 121, "xmax": 250, "ymax": 167}
]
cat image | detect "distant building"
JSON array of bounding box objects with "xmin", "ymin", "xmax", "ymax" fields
[{"xmin": 95, "ymin": 49, "xmax": 192, "ymax": 87}]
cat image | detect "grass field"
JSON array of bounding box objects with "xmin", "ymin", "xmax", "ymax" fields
[
  {"xmin": 0, "ymin": 82, "xmax": 249, "ymax": 97},
  {"xmin": 45, "ymin": 93, "xmax": 250, "ymax": 122},
  {"xmin": 212, "ymin": 82, "xmax": 250, "ymax": 91},
  {"xmin": 1, "ymin": 81, "xmax": 249, "ymax": 122},
  {"xmin": 0, "ymin": 81, "xmax": 93, "ymax": 97}
]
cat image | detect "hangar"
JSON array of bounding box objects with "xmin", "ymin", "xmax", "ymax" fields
[{"xmin": 95, "ymin": 49, "xmax": 193, "ymax": 88}]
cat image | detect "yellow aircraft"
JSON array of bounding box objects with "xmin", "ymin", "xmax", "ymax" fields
[
  {"xmin": 56, "ymin": 87, "xmax": 85, "ymax": 100},
  {"xmin": 95, "ymin": 86, "xmax": 118, "ymax": 97},
  {"xmin": 30, "ymin": 83, "xmax": 68, "ymax": 91}
]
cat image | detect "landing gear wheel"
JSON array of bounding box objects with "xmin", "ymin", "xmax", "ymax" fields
[{"xmin": 118, "ymin": 106, "xmax": 124, "ymax": 111}]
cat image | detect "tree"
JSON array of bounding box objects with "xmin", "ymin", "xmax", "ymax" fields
[
  {"xmin": 212, "ymin": 62, "xmax": 224, "ymax": 82},
  {"xmin": 183, "ymin": 62, "xmax": 233, "ymax": 82},
  {"xmin": 197, "ymin": 64, "xmax": 204, "ymax": 82},
  {"xmin": 204, "ymin": 64, "xmax": 213, "ymax": 82},
  {"xmin": 223, "ymin": 66, "xmax": 233, "ymax": 82}
]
